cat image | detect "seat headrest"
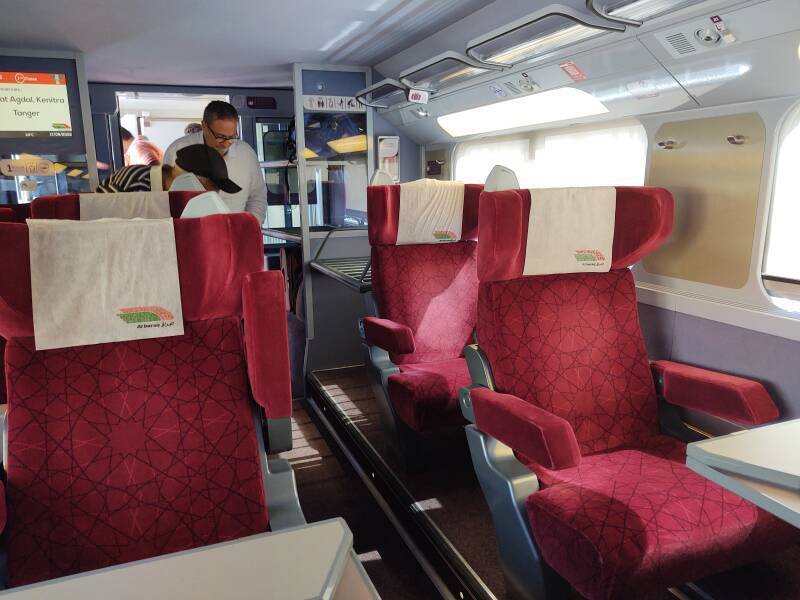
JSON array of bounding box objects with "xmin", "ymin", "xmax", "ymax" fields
[
  {"xmin": 30, "ymin": 192, "xmax": 203, "ymax": 220},
  {"xmin": 369, "ymin": 169, "xmax": 395, "ymax": 186},
  {"xmin": 478, "ymin": 187, "xmax": 673, "ymax": 282},
  {"xmin": 368, "ymin": 183, "xmax": 483, "ymax": 246},
  {"xmin": 0, "ymin": 213, "xmax": 263, "ymax": 340},
  {"xmin": 484, "ymin": 165, "xmax": 520, "ymax": 192},
  {"xmin": 0, "ymin": 208, "xmax": 14, "ymax": 223}
]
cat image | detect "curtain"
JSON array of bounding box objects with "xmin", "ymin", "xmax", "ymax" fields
[{"xmin": 453, "ymin": 119, "xmax": 648, "ymax": 188}]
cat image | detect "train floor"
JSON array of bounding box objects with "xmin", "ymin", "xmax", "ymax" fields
[
  {"xmin": 310, "ymin": 366, "xmax": 800, "ymax": 600},
  {"xmin": 273, "ymin": 398, "xmax": 441, "ymax": 599}
]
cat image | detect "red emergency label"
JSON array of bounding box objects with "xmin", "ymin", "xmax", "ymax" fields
[{"xmin": 559, "ymin": 61, "xmax": 588, "ymax": 81}]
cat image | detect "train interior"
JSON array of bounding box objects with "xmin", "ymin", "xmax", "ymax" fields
[{"xmin": 1, "ymin": 0, "xmax": 800, "ymax": 598}]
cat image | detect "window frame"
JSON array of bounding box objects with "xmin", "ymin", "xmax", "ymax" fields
[{"xmin": 761, "ymin": 99, "xmax": 800, "ymax": 308}]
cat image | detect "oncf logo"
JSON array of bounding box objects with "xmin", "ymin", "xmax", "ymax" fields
[{"xmin": 13, "ymin": 73, "xmax": 39, "ymax": 84}]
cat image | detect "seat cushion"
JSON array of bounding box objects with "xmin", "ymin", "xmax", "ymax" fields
[
  {"xmin": 387, "ymin": 358, "xmax": 470, "ymax": 432},
  {"xmin": 4, "ymin": 317, "xmax": 268, "ymax": 586},
  {"xmin": 525, "ymin": 436, "xmax": 800, "ymax": 600}
]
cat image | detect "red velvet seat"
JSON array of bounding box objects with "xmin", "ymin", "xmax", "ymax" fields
[
  {"xmin": 30, "ymin": 191, "xmax": 202, "ymax": 219},
  {"xmin": 470, "ymin": 188, "xmax": 799, "ymax": 600},
  {"xmin": 0, "ymin": 214, "xmax": 290, "ymax": 586},
  {"xmin": 363, "ymin": 183, "xmax": 482, "ymax": 434},
  {"xmin": 388, "ymin": 357, "xmax": 471, "ymax": 432}
]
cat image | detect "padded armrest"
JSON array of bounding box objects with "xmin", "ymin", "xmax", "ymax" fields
[
  {"xmin": 652, "ymin": 360, "xmax": 779, "ymax": 425},
  {"xmin": 361, "ymin": 317, "xmax": 415, "ymax": 355},
  {"xmin": 243, "ymin": 271, "xmax": 292, "ymax": 420},
  {"xmin": 471, "ymin": 387, "xmax": 581, "ymax": 470}
]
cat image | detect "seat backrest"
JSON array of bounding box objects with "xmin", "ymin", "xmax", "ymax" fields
[
  {"xmin": 29, "ymin": 191, "xmax": 202, "ymax": 219},
  {"xmin": 477, "ymin": 187, "xmax": 674, "ymax": 455},
  {"xmin": 0, "ymin": 214, "xmax": 282, "ymax": 586},
  {"xmin": 368, "ymin": 183, "xmax": 482, "ymax": 365},
  {"xmin": 0, "ymin": 204, "xmax": 30, "ymax": 223}
]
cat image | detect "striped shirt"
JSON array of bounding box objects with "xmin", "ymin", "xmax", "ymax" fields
[{"xmin": 96, "ymin": 165, "xmax": 153, "ymax": 193}]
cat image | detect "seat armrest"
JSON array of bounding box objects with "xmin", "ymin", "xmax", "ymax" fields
[
  {"xmin": 243, "ymin": 271, "xmax": 292, "ymax": 421},
  {"xmin": 652, "ymin": 360, "xmax": 779, "ymax": 425},
  {"xmin": 360, "ymin": 317, "xmax": 415, "ymax": 355},
  {"xmin": 471, "ymin": 387, "xmax": 580, "ymax": 470}
]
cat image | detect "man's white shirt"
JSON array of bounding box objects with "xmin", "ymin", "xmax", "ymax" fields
[{"xmin": 164, "ymin": 132, "xmax": 267, "ymax": 224}]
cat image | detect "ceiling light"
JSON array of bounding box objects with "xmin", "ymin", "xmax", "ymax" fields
[
  {"xmin": 467, "ymin": 6, "xmax": 622, "ymax": 67},
  {"xmin": 399, "ymin": 51, "xmax": 501, "ymax": 92},
  {"xmin": 355, "ymin": 79, "xmax": 409, "ymax": 109},
  {"xmin": 437, "ymin": 88, "xmax": 608, "ymax": 137},
  {"xmin": 591, "ymin": 0, "xmax": 703, "ymax": 23}
]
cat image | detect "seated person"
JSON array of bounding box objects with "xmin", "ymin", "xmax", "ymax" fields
[
  {"xmin": 126, "ymin": 135, "xmax": 164, "ymax": 166},
  {"xmin": 96, "ymin": 144, "xmax": 242, "ymax": 196}
]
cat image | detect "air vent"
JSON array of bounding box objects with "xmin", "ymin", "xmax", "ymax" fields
[
  {"xmin": 655, "ymin": 22, "xmax": 728, "ymax": 60},
  {"xmin": 665, "ymin": 32, "xmax": 697, "ymax": 55}
]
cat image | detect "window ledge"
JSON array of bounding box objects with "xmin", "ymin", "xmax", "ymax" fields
[{"xmin": 636, "ymin": 282, "xmax": 800, "ymax": 343}]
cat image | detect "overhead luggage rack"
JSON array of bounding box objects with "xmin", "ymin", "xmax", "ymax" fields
[{"xmin": 308, "ymin": 226, "xmax": 372, "ymax": 293}]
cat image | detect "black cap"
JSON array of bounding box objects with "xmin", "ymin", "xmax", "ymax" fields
[{"xmin": 175, "ymin": 144, "xmax": 242, "ymax": 194}]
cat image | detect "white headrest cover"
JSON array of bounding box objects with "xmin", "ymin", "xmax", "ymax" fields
[
  {"xmin": 484, "ymin": 165, "xmax": 520, "ymax": 192},
  {"xmin": 370, "ymin": 170, "xmax": 395, "ymax": 186}
]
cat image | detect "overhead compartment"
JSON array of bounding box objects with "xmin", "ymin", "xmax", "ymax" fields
[{"xmin": 379, "ymin": 37, "xmax": 695, "ymax": 145}]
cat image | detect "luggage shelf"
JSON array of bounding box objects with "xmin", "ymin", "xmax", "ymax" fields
[{"xmin": 310, "ymin": 257, "xmax": 372, "ymax": 293}]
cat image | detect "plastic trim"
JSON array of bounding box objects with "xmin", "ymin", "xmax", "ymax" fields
[{"xmin": 464, "ymin": 425, "xmax": 568, "ymax": 599}]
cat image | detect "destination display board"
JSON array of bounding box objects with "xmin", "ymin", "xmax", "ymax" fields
[{"xmin": 0, "ymin": 71, "xmax": 73, "ymax": 138}]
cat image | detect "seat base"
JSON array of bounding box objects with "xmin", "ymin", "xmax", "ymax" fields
[
  {"xmin": 387, "ymin": 358, "xmax": 470, "ymax": 433},
  {"xmin": 526, "ymin": 436, "xmax": 800, "ymax": 600}
]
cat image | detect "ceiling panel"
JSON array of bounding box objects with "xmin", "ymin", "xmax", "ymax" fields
[{"xmin": 0, "ymin": 0, "xmax": 493, "ymax": 86}]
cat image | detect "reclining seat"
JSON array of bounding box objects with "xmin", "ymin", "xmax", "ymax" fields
[
  {"xmin": 462, "ymin": 187, "xmax": 800, "ymax": 600},
  {"xmin": 24, "ymin": 192, "xmax": 295, "ymax": 452},
  {"xmin": 361, "ymin": 182, "xmax": 482, "ymax": 456},
  {"xmin": 0, "ymin": 192, "xmax": 201, "ymax": 408},
  {"xmin": 0, "ymin": 213, "xmax": 294, "ymax": 587}
]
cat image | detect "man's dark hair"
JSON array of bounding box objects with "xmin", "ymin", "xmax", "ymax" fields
[
  {"xmin": 203, "ymin": 100, "xmax": 238, "ymax": 125},
  {"xmin": 120, "ymin": 127, "xmax": 134, "ymax": 142}
]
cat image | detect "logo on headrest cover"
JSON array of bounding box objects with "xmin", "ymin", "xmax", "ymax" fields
[
  {"xmin": 574, "ymin": 249, "xmax": 607, "ymax": 267},
  {"xmin": 432, "ymin": 229, "xmax": 457, "ymax": 242},
  {"xmin": 117, "ymin": 306, "xmax": 176, "ymax": 329}
]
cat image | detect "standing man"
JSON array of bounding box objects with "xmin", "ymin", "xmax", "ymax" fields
[{"xmin": 164, "ymin": 100, "xmax": 267, "ymax": 224}]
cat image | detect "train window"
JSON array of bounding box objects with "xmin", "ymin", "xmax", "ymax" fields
[
  {"xmin": 763, "ymin": 103, "xmax": 800, "ymax": 306},
  {"xmin": 453, "ymin": 118, "xmax": 647, "ymax": 188}
]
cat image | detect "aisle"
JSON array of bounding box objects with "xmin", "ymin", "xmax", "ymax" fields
[{"xmin": 274, "ymin": 399, "xmax": 441, "ymax": 600}]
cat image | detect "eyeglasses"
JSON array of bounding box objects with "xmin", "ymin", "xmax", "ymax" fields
[{"xmin": 204, "ymin": 121, "xmax": 240, "ymax": 143}]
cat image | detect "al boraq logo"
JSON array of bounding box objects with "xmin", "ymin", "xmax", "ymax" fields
[
  {"xmin": 432, "ymin": 229, "xmax": 457, "ymax": 242},
  {"xmin": 574, "ymin": 249, "xmax": 606, "ymax": 264},
  {"xmin": 117, "ymin": 306, "xmax": 176, "ymax": 329}
]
